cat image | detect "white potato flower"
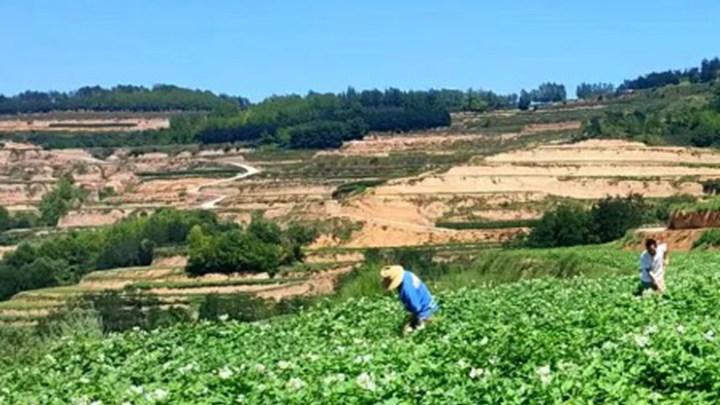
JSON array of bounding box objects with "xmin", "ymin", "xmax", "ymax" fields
[
  {"xmin": 356, "ymin": 372, "xmax": 376, "ymax": 391},
  {"xmin": 287, "ymin": 377, "xmax": 306, "ymax": 391}
]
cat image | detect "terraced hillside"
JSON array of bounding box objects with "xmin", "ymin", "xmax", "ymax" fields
[
  {"xmin": 0, "ymin": 84, "xmax": 715, "ymax": 251},
  {"xmin": 335, "ymin": 139, "xmax": 720, "ymax": 245},
  {"xmin": 0, "ymin": 253, "xmax": 361, "ymax": 327}
]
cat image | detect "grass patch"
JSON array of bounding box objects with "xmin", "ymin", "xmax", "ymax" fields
[
  {"xmin": 436, "ymin": 219, "xmax": 539, "ymax": 229},
  {"xmin": 693, "ymin": 229, "xmax": 720, "ymax": 250},
  {"xmin": 671, "ymin": 197, "xmax": 720, "ymax": 214},
  {"xmin": 128, "ymin": 277, "xmax": 308, "ymax": 290},
  {"xmin": 333, "ymin": 245, "xmax": 636, "ymax": 302},
  {"xmin": 331, "ymin": 179, "xmax": 386, "ymax": 200},
  {"xmin": 137, "ymin": 168, "xmax": 243, "ymax": 179},
  {"xmin": 47, "ymin": 123, "xmax": 136, "ymax": 128}
]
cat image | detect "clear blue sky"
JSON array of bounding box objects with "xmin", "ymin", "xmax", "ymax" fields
[{"xmin": 1, "ymin": 0, "xmax": 718, "ymax": 101}]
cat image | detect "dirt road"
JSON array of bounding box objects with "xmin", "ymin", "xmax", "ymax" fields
[{"xmin": 195, "ymin": 161, "xmax": 260, "ymax": 209}]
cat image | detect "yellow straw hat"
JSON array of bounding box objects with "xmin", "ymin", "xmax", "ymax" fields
[{"xmin": 380, "ymin": 265, "xmax": 404, "ymax": 290}]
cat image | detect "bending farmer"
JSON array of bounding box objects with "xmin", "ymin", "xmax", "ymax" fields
[
  {"xmin": 638, "ymin": 238, "xmax": 670, "ymax": 295},
  {"xmin": 380, "ymin": 265, "xmax": 438, "ymax": 334}
]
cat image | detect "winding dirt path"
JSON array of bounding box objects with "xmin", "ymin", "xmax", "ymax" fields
[{"xmin": 191, "ymin": 161, "xmax": 260, "ymax": 209}]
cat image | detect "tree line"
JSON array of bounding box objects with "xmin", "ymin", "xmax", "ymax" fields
[
  {"xmin": 518, "ymin": 83, "xmax": 567, "ymax": 110},
  {"xmin": 0, "ymin": 209, "xmax": 223, "ymax": 301},
  {"xmin": 618, "ymin": 57, "xmax": 720, "ymax": 91},
  {"xmin": 0, "ymin": 85, "xmax": 247, "ymax": 114},
  {"xmin": 0, "ymin": 209, "xmax": 317, "ymax": 301},
  {"xmin": 527, "ymin": 194, "xmax": 694, "ymax": 248},
  {"xmin": 576, "ymin": 83, "xmax": 615, "ymax": 100},
  {"xmin": 6, "ymin": 88, "xmax": 455, "ymax": 150}
]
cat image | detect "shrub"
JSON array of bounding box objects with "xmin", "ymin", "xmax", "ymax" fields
[
  {"xmin": 528, "ymin": 204, "xmax": 593, "ymax": 247},
  {"xmin": 529, "ymin": 195, "xmax": 657, "ymax": 248},
  {"xmin": 186, "ymin": 216, "xmax": 316, "ymax": 277},
  {"xmin": 702, "ymin": 179, "xmax": 720, "ymax": 195},
  {"xmin": 590, "ymin": 194, "xmax": 646, "ymax": 242},
  {"xmin": 38, "ymin": 175, "xmax": 86, "ymax": 226},
  {"xmin": 186, "ymin": 227, "xmax": 282, "ymax": 276}
]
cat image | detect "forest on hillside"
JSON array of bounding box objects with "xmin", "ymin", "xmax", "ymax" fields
[
  {"xmin": 0, "ymin": 85, "xmax": 248, "ymax": 114},
  {"xmin": 2, "ymin": 56, "xmax": 719, "ymax": 150}
]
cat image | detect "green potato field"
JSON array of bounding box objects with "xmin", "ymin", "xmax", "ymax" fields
[{"xmin": 2, "ymin": 252, "xmax": 720, "ymax": 404}]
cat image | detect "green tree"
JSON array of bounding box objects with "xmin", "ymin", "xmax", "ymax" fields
[
  {"xmin": 528, "ymin": 204, "xmax": 592, "ymax": 247},
  {"xmin": 712, "ymin": 88, "xmax": 720, "ymax": 113},
  {"xmin": 589, "ymin": 195, "xmax": 646, "ymax": 243},
  {"xmin": 518, "ymin": 90, "xmax": 532, "ymax": 111},
  {"xmin": 39, "ymin": 175, "xmax": 85, "ymax": 226},
  {"xmin": 0, "ymin": 207, "xmax": 10, "ymax": 231}
]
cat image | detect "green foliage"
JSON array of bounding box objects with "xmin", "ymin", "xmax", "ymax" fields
[
  {"xmin": 198, "ymin": 293, "xmax": 314, "ymax": 323},
  {"xmin": 0, "ymin": 84, "xmax": 246, "ymax": 114},
  {"xmin": 701, "ymin": 179, "xmax": 720, "ymax": 195},
  {"xmin": 38, "ymin": 175, "xmax": 86, "ymax": 226},
  {"xmin": 286, "ymin": 120, "xmax": 364, "ymax": 149},
  {"xmin": 461, "ymin": 88, "xmax": 517, "ymax": 111},
  {"xmin": 331, "ymin": 180, "xmax": 386, "ymax": 200},
  {"xmin": 0, "ymin": 209, "xmax": 221, "ymax": 300},
  {"xmin": 517, "ymin": 83, "xmax": 567, "ymax": 109},
  {"xmin": 671, "ymin": 196, "xmax": 720, "ymax": 214},
  {"xmin": 619, "ymin": 57, "xmax": 720, "ymax": 91},
  {"xmin": 576, "ymin": 82, "xmax": 615, "ymax": 100},
  {"xmin": 645, "ymin": 194, "xmax": 698, "ymax": 222},
  {"xmin": 198, "ymin": 293, "xmax": 274, "ymax": 323},
  {"xmin": 692, "ymin": 229, "xmax": 720, "ymax": 250},
  {"xmin": 436, "ymin": 219, "xmax": 539, "ymax": 230},
  {"xmin": 518, "ymin": 90, "xmax": 532, "ymax": 110},
  {"xmin": 580, "ymin": 86, "xmax": 720, "ymax": 147},
  {"xmin": 7, "ymin": 88, "xmax": 453, "ymax": 151},
  {"xmin": 532, "ymin": 82, "xmax": 567, "ymax": 103},
  {"xmin": 529, "ymin": 195, "xmax": 649, "ymax": 247},
  {"xmin": 186, "ymin": 215, "xmax": 315, "ymax": 277},
  {"xmin": 5, "ymin": 251, "xmax": 720, "ymax": 402},
  {"xmin": 87, "ymin": 290, "xmax": 192, "ymax": 333},
  {"xmin": 0, "ymin": 207, "xmax": 10, "ymax": 232},
  {"xmin": 528, "ymin": 204, "xmax": 592, "ymax": 247},
  {"xmin": 590, "ymin": 194, "xmax": 647, "ymax": 242},
  {"xmin": 97, "ymin": 187, "xmax": 116, "ymax": 201},
  {"xmin": 712, "ymin": 87, "xmax": 720, "ymax": 112}
]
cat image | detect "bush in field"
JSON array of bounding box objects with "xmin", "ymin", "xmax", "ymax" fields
[
  {"xmin": 529, "ymin": 195, "xmax": 657, "ymax": 247},
  {"xmin": 38, "ymin": 175, "xmax": 86, "ymax": 226},
  {"xmin": 186, "ymin": 227, "xmax": 282, "ymax": 276},
  {"xmin": 702, "ymin": 179, "xmax": 720, "ymax": 195},
  {"xmin": 528, "ymin": 204, "xmax": 592, "ymax": 247},
  {"xmin": 590, "ymin": 194, "xmax": 647, "ymax": 242},
  {"xmin": 186, "ymin": 215, "xmax": 314, "ymax": 277}
]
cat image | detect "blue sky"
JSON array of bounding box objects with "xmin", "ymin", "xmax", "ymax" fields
[{"xmin": 0, "ymin": 1, "xmax": 718, "ymax": 100}]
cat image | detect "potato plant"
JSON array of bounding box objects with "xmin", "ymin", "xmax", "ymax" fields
[{"xmin": 3, "ymin": 252, "xmax": 720, "ymax": 404}]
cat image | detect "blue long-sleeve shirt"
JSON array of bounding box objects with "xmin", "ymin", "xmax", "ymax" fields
[{"xmin": 398, "ymin": 271, "xmax": 438, "ymax": 320}]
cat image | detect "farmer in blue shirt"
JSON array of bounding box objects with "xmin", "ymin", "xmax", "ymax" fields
[{"xmin": 380, "ymin": 265, "xmax": 438, "ymax": 334}]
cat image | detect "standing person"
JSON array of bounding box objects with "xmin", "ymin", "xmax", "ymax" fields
[
  {"xmin": 638, "ymin": 238, "xmax": 670, "ymax": 295},
  {"xmin": 380, "ymin": 265, "xmax": 438, "ymax": 334}
]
